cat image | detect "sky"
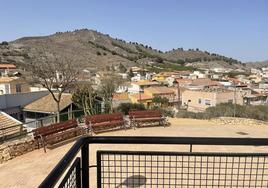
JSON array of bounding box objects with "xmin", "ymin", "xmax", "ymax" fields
[{"xmin": 0, "ymin": 0, "xmax": 267, "ymax": 62}]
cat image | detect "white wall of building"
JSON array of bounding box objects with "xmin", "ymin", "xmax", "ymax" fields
[{"xmin": 0, "ymin": 83, "xmax": 10, "ymax": 95}]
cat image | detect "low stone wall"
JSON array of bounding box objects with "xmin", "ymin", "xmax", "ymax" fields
[
  {"xmin": 210, "ymin": 117, "xmax": 268, "ymax": 126},
  {"xmin": 0, "ymin": 136, "xmax": 37, "ymax": 164}
]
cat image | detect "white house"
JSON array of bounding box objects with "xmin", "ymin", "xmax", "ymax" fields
[
  {"xmin": 0, "ymin": 64, "xmax": 16, "ymax": 76},
  {"xmin": 190, "ymin": 71, "xmax": 207, "ymax": 79},
  {"xmin": 128, "ymin": 80, "xmax": 160, "ymax": 94},
  {"xmin": 116, "ymin": 82, "xmax": 131, "ymax": 93}
]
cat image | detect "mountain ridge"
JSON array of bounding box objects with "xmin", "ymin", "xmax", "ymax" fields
[
  {"xmin": 246, "ymin": 60, "xmax": 268, "ymax": 68},
  {"xmin": 0, "ymin": 28, "xmax": 247, "ymax": 72}
]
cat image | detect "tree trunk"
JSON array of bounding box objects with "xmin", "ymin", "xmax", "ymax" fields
[
  {"xmin": 110, "ymin": 100, "xmax": 113, "ymax": 113},
  {"xmin": 56, "ymin": 101, "xmax": 60, "ymax": 123}
]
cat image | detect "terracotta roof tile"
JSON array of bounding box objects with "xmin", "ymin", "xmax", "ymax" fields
[
  {"xmin": 130, "ymin": 93, "xmax": 152, "ymax": 101},
  {"xmin": 144, "ymin": 87, "xmax": 175, "ymax": 94},
  {"xmin": 0, "ymin": 64, "xmax": 16, "ymax": 69}
]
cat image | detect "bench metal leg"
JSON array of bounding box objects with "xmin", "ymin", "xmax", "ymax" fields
[{"xmin": 39, "ymin": 135, "xmax": 46, "ymax": 153}]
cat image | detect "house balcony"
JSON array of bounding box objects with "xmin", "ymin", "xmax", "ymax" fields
[{"xmin": 40, "ymin": 136, "xmax": 268, "ymax": 188}]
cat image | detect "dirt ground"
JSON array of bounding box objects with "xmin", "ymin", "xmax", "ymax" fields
[{"xmin": 1, "ymin": 118, "xmax": 268, "ymax": 188}]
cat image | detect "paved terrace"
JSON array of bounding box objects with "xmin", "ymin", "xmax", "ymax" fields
[{"xmin": 0, "ymin": 118, "xmax": 268, "ymax": 188}]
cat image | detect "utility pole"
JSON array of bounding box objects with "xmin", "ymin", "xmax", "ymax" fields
[{"xmin": 233, "ymin": 83, "xmax": 237, "ymax": 117}]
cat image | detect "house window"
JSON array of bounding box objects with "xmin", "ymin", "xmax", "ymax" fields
[
  {"xmin": 16, "ymin": 84, "xmax": 22, "ymax": 93},
  {"xmin": 204, "ymin": 99, "xmax": 211, "ymax": 106},
  {"xmin": 198, "ymin": 99, "xmax": 202, "ymax": 104}
]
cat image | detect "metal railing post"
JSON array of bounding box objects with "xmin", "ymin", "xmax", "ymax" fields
[
  {"xmin": 81, "ymin": 143, "xmax": 89, "ymax": 188},
  {"xmin": 190, "ymin": 144, "xmax": 193, "ymax": 152}
]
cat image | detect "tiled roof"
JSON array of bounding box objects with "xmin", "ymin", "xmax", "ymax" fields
[
  {"xmin": 191, "ymin": 78, "xmax": 221, "ymax": 86},
  {"xmin": 24, "ymin": 93, "xmax": 73, "ymax": 113},
  {"xmin": 190, "ymin": 88, "xmax": 233, "ymax": 93},
  {"xmin": 145, "ymin": 87, "xmax": 175, "ymax": 94},
  {"xmin": 0, "ymin": 111, "xmax": 22, "ymax": 136},
  {"xmin": 0, "ymin": 64, "xmax": 16, "ymax": 69},
  {"xmin": 175, "ymin": 78, "xmax": 193, "ymax": 85},
  {"xmin": 132, "ymin": 80, "xmax": 159, "ymax": 86},
  {"xmin": 130, "ymin": 93, "xmax": 153, "ymax": 101}
]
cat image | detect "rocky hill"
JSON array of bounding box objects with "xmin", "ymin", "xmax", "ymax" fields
[
  {"xmin": 0, "ymin": 29, "xmax": 247, "ymax": 72},
  {"xmin": 246, "ymin": 60, "xmax": 268, "ymax": 69}
]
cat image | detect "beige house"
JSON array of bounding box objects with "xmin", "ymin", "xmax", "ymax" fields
[
  {"xmin": 128, "ymin": 86, "xmax": 178, "ymax": 108},
  {"xmin": 144, "ymin": 87, "xmax": 177, "ymax": 104},
  {"xmin": 0, "ymin": 77, "xmax": 30, "ymax": 95},
  {"xmin": 181, "ymin": 88, "xmax": 243, "ymax": 112}
]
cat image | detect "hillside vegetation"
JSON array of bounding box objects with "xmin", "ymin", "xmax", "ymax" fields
[{"xmin": 0, "ymin": 29, "xmax": 246, "ymax": 71}]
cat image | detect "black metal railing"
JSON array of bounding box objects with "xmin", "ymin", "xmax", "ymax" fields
[{"xmin": 39, "ymin": 136, "xmax": 268, "ymax": 188}]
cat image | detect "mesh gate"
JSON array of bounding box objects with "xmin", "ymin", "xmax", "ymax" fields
[
  {"xmin": 58, "ymin": 157, "xmax": 81, "ymax": 188},
  {"xmin": 97, "ymin": 151, "xmax": 268, "ymax": 188}
]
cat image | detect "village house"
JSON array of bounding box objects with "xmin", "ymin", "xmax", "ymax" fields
[
  {"xmin": 175, "ymin": 78, "xmax": 222, "ymax": 90},
  {"xmin": 129, "ymin": 86, "xmax": 178, "ymax": 108},
  {"xmin": 128, "ymin": 80, "xmax": 160, "ymax": 94},
  {"xmin": 129, "ymin": 67, "xmax": 150, "ymax": 81},
  {"xmin": 251, "ymin": 68, "xmax": 262, "ymax": 75},
  {"xmin": 243, "ymin": 93, "xmax": 268, "ymax": 105},
  {"xmin": 0, "ymin": 64, "xmax": 16, "ymax": 76},
  {"xmin": 112, "ymin": 92, "xmax": 131, "ymax": 108},
  {"xmin": 23, "ymin": 93, "xmax": 75, "ymax": 129},
  {"xmin": 129, "ymin": 93, "xmax": 153, "ymax": 108},
  {"xmin": 0, "ymin": 90, "xmax": 49, "ymax": 121},
  {"xmin": 212, "ymin": 67, "xmax": 232, "ymax": 73},
  {"xmin": 144, "ymin": 86, "xmax": 177, "ymax": 105},
  {"xmin": 116, "ymin": 82, "xmax": 131, "ymax": 93},
  {"xmin": 210, "ymin": 73, "xmax": 223, "ymax": 80},
  {"xmin": 174, "ymin": 78, "xmax": 193, "ymax": 87},
  {"xmin": 181, "ymin": 88, "xmax": 244, "ymax": 112},
  {"xmin": 0, "ymin": 77, "xmax": 30, "ymax": 95},
  {"xmin": 152, "ymin": 71, "xmax": 191, "ymax": 83},
  {"xmin": 189, "ymin": 71, "xmax": 208, "ymax": 79},
  {"xmin": 249, "ymin": 74, "xmax": 262, "ymax": 83}
]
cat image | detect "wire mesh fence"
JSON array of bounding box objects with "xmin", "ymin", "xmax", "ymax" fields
[
  {"xmin": 97, "ymin": 150, "xmax": 268, "ymax": 188},
  {"xmin": 58, "ymin": 157, "xmax": 81, "ymax": 188}
]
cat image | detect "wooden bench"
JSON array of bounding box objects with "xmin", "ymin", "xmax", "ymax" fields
[
  {"xmin": 85, "ymin": 113, "xmax": 125, "ymax": 133},
  {"xmin": 33, "ymin": 119, "xmax": 84, "ymax": 152},
  {"xmin": 129, "ymin": 110, "xmax": 167, "ymax": 128}
]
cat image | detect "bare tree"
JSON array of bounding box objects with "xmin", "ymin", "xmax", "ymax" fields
[
  {"xmin": 72, "ymin": 82, "xmax": 98, "ymax": 115},
  {"xmin": 27, "ymin": 50, "xmax": 80, "ymax": 122},
  {"xmin": 98, "ymin": 75, "xmax": 122, "ymax": 113}
]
